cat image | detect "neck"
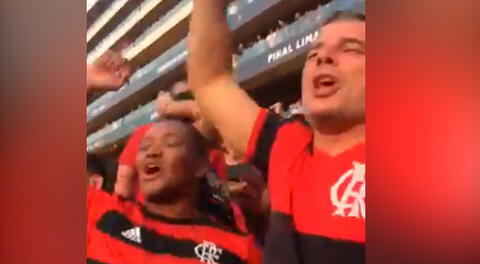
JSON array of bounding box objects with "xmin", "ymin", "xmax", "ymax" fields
[
  {"xmin": 144, "ymin": 192, "xmax": 200, "ymax": 220},
  {"xmin": 311, "ymin": 116, "xmax": 365, "ymax": 156}
]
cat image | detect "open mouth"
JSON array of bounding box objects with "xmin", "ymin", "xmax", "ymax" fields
[
  {"xmin": 312, "ymin": 74, "xmax": 339, "ymax": 97},
  {"xmin": 144, "ymin": 164, "xmax": 160, "ymax": 175},
  {"xmin": 313, "ymin": 74, "xmax": 337, "ymax": 87}
]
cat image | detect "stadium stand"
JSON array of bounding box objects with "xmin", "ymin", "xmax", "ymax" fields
[{"xmin": 86, "ymin": 0, "xmax": 364, "ymax": 156}]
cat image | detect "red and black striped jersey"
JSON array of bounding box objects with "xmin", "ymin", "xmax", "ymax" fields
[
  {"xmin": 87, "ymin": 187, "xmax": 262, "ymax": 264},
  {"xmin": 244, "ymin": 109, "xmax": 365, "ymax": 264}
]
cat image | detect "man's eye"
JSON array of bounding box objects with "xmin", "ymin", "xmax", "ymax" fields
[
  {"xmin": 165, "ymin": 140, "xmax": 180, "ymax": 147},
  {"xmin": 139, "ymin": 144, "xmax": 151, "ymax": 151},
  {"xmin": 307, "ymin": 52, "xmax": 317, "ymax": 60},
  {"xmin": 343, "ymin": 48, "xmax": 364, "ymax": 54}
]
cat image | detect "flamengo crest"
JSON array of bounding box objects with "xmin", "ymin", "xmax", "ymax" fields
[
  {"xmin": 330, "ymin": 161, "xmax": 366, "ymax": 219},
  {"xmin": 194, "ymin": 240, "xmax": 223, "ymax": 264}
]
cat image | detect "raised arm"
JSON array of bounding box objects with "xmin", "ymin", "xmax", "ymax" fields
[
  {"xmin": 188, "ymin": 0, "xmax": 261, "ymax": 158},
  {"xmin": 87, "ymin": 50, "xmax": 132, "ymax": 92}
]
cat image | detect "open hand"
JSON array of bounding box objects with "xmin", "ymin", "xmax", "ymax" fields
[{"xmin": 87, "ymin": 50, "xmax": 132, "ymax": 91}]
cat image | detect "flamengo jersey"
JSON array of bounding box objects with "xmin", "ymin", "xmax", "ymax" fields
[
  {"xmin": 244, "ymin": 109, "xmax": 365, "ymax": 264},
  {"xmin": 87, "ymin": 187, "xmax": 261, "ymax": 264}
]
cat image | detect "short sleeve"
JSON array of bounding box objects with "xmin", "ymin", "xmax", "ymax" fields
[{"xmin": 243, "ymin": 109, "xmax": 283, "ymax": 176}]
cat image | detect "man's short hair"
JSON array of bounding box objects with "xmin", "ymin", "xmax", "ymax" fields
[
  {"xmin": 323, "ymin": 10, "xmax": 365, "ymax": 26},
  {"xmin": 160, "ymin": 118, "xmax": 208, "ymax": 158},
  {"xmin": 87, "ymin": 154, "xmax": 105, "ymax": 177}
]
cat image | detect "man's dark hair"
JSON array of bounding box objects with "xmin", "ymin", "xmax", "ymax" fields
[
  {"xmin": 160, "ymin": 117, "xmax": 208, "ymax": 158},
  {"xmin": 87, "ymin": 154, "xmax": 106, "ymax": 177},
  {"xmin": 323, "ymin": 10, "xmax": 365, "ymax": 26},
  {"xmin": 159, "ymin": 118, "xmax": 238, "ymax": 230}
]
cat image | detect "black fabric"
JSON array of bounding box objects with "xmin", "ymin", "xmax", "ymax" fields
[
  {"xmin": 264, "ymin": 212, "xmax": 365, "ymax": 264},
  {"xmin": 226, "ymin": 164, "xmax": 254, "ymax": 182},
  {"xmin": 264, "ymin": 211, "xmax": 301, "ymax": 264},
  {"xmin": 86, "ymin": 258, "xmax": 109, "ymax": 264},
  {"xmin": 296, "ymin": 232, "xmax": 365, "ymax": 264},
  {"xmin": 251, "ymin": 113, "xmax": 282, "ymax": 177},
  {"xmin": 251, "ymin": 112, "xmax": 312, "ymax": 178},
  {"xmin": 95, "ymin": 210, "xmax": 246, "ymax": 264},
  {"xmin": 197, "ymin": 174, "xmax": 238, "ymax": 230}
]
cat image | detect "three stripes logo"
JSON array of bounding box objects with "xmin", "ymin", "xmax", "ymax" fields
[{"xmin": 121, "ymin": 226, "xmax": 142, "ymax": 244}]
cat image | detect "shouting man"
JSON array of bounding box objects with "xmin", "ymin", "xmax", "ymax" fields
[{"xmin": 188, "ymin": 1, "xmax": 365, "ymax": 264}]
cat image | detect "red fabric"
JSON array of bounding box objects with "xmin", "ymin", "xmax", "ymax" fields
[
  {"xmin": 87, "ymin": 187, "xmax": 261, "ymax": 264},
  {"xmin": 243, "ymin": 109, "xmax": 268, "ymax": 164},
  {"xmin": 118, "ymin": 123, "xmax": 154, "ymax": 168},
  {"xmin": 209, "ymin": 149, "xmax": 228, "ymax": 180},
  {"xmin": 245, "ymin": 110, "xmax": 365, "ymax": 243}
]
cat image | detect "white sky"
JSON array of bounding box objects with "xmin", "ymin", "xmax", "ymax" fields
[{"xmin": 87, "ymin": 0, "xmax": 99, "ymax": 11}]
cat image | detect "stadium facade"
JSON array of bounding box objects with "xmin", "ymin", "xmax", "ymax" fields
[{"xmin": 86, "ymin": 0, "xmax": 364, "ymax": 158}]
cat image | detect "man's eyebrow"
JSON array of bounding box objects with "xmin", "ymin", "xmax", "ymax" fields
[
  {"xmin": 338, "ymin": 37, "xmax": 365, "ymax": 47},
  {"xmin": 162, "ymin": 132, "xmax": 178, "ymax": 138},
  {"xmin": 139, "ymin": 136, "xmax": 153, "ymax": 146},
  {"xmin": 310, "ymin": 41, "xmax": 324, "ymax": 51}
]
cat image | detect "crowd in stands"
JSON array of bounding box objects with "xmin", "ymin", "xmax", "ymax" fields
[
  {"xmin": 88, "ymin": 4, "xmax": 321, "ymax": 150},
  {"xmin": 86, "ymin": 0, "xmax": 365, "ymax": 263}
]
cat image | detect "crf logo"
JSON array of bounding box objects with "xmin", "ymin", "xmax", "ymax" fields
[
  {"xmin": 194, "ymin": 240, "xmax": 223, "ymax": 264},
  {"xmin": 330, "ymin": 161, "xmax": 366, "ymax": 219}
]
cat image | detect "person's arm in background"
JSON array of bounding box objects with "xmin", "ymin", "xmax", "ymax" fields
[
  {"xmin": 188, "ymin": 0, "xmax": 260, "ymax": 158},
  {"xmin": 86, "ymin": 50, "xmax": 134, "ymax": 198},
  {"xmin": 114, "ymin": 125, "xmax": 150, "ymax": 199},
  {"xmin": 87, "ymin": 50, "xmax": 132, "ymax": 92},
  {"xmin": 114, "ymin": 165, "xmax": 136, "ymax": 199}
]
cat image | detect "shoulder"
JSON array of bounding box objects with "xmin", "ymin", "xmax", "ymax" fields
[
  {"xmin": 275, "ymin": 116, "xmax": 313, "ymax": 148},
  {"xmin": 88, "ymin": 187, "xmax": 136, "ymax": 220}
]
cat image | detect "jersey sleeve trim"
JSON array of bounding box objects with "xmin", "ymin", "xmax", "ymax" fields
[{"xmin": 243, "ymin": 109, "xmax": 282, "ymax": 177}]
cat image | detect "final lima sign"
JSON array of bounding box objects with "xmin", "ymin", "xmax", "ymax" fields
[{"xmin": 267, "ymin": 30, "xmax": 319, "ymax": 64}]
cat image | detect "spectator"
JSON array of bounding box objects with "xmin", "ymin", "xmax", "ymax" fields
[
  {"xmin": 115, "ymin": 81, "xmax": 223, "ymax": 200},
  {"xmin": 87, "ymin": 120, "xmax": 262, "ymax": 264},
  {"xmin": 87, "ymin": 154, "xmax": 105, "ymax": 190},
  {"xmin": 189, "ymin": 2, "xmax": 365, "ymax": 264}
]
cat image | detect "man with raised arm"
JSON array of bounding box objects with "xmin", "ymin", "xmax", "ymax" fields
[{"xmin": 188, "ymin": 1, "xmax": 365, "ymax": 263}]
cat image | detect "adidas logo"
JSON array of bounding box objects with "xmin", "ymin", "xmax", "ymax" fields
[{"xmin": 121, "ymin": 226, "xmax": 142, "ymax": 244}]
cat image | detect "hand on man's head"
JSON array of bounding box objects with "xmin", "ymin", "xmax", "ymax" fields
[{"xmin": 155, "ymin": 91, "xmax": 174, "ymax": 116}]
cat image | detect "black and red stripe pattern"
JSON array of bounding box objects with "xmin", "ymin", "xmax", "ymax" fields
[
  {"xmin": 87, "ymin": 188, "xmax": 261, "ymax": 264},
  {"xmin": 245, "ymin": 109, "xmax": 365, "ymax": 264}
]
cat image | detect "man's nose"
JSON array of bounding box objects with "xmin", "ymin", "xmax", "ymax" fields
[
  {"xmin": 146, "ymin": 148, "xmax": 162, "ymax": 158},
  {"xmin": 316, "ymin": 55, "xmax": 336, "ymax": 66}
]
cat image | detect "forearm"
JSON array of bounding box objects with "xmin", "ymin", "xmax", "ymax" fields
[
  {"xmin": 188, "ymin": 0, "xmax": 260, "ymax": 157},
  {"xmin": 188, "ymin": 0, "xmax": 233, "ymax": 90}
]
